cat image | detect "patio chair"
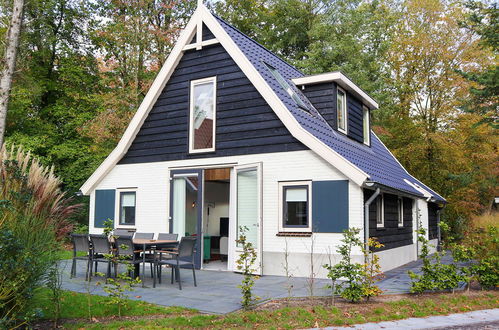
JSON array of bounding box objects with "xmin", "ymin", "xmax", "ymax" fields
[
  {"xmin": 134, "ymin": 232, "xmax": 154, "ymax": 239},
  {"xmin": 113, "ymin": 228, "xmax": 134, "ymax": 238},
  {"xmin": 157, "ymin": 233, "xmax": 179, "ymax": 249},
  {"xmin": 114, "ymin": 236, "xmax": 143, "ymax": 278},
  {"xmin": 154, "ymin": 236, "xmax": 197, "ymax": 290},
  {"xmin": 88, "ymin": 234, "xmax": 113, "ymax": 280},
  {"xmin": 70, "ymin": 233, "xmax": 91, "ymax": 280}
]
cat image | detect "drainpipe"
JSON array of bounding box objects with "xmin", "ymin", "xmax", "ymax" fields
[{"xmin": 364, "ymin": 187, "xmax": 380, "ymax": 260}]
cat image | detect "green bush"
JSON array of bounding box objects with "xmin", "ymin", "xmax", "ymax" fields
[{"xmin": 0, "ymin": 145, "xmax": 78, "ymax": 327}]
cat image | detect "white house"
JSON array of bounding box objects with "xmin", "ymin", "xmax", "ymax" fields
[{"xmin": 81, "ymin": 3, "xmax": 445, "ymax": 278}]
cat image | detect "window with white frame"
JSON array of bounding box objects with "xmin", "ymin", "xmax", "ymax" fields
[
  {"xmin": 189, "ymin": 77, "xmax": 216, "ymax": 153},
  {"xmin": 279, "ymin": 181, "xmax": 311, "ymax": 231},
  {"xmin": 337, "ymin": 88, "xmax": 347, "ymax": 133},
  {"xmin": 363, "ymin": 105, "xmax": 370, "ymax": 145},
  {"xmin": 119, "ymin": 191, "xmax": 136, "ymax": 226},
  {"xmin": 397, "ymin": 197, "xmax": 404, "ymax": 227},
  {"xmin": 376, "ymin": 194, "xmax": 384, "ymax": 227}
]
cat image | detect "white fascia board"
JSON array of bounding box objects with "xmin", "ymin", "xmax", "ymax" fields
[
  {"xmin": 201, "ymin": 7, "xmax": 368, "ymax": 186},
  {"xmin": 292, "ymin": 72, "xmax": 379, "ymax": 110},
  {"xmin": 80, "ymin": 8, "xmax": 201, "ymax": 195}
]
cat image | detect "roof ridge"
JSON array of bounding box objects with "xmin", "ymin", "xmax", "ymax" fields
[{"xmin": 211, "ymin": 12, "xmax": 303, "ymax": 77}]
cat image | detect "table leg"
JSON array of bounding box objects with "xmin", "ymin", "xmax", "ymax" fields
[{"xmin": 142, "ymin": 243, "xmax": 146, "ymax": 287}]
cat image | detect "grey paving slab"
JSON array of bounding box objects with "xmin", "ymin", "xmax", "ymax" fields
[{"xmin": 59, "ymin": 253, "xmax": 462, "ymax": 314}]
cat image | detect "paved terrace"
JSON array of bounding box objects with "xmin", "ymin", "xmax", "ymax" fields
[{"xmin": 60, "ymin": 254, "xmax": 457, "ymax": 314}]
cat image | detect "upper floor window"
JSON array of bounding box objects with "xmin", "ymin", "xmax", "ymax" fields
[
  {"xmin": 119, "ymin": 191, "xmax": 136, "ymax": 226},
  {"xmin": 337, "ymin": 88, "xmax": 347, "ymax": 133},
  {"xmin": 363, "ymin": 105, "xmax": 370, "ymax": 145},
  {"xmin": 189, "ymin": 77, "xmax": 216, "ymax": 153},
  {"xmin": 376, "ymin": 194, "xmax": 384, "ymax": 228}
]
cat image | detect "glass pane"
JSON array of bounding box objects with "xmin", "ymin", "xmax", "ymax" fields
[
  {"xmin": 172, "ymin": 176, "xmax": 198, "ymax": 238},
  {"xmin": 337, "ymin": 90, "xmax": 345, "ymax": 130},
  {"xmin": 236, "ymin": 169, "xmax": 258, "ymax": 246},
  {"xmin": 285, "ymin": 188, "xmax": 307, "ymax": 202},
  {"xmin": 120, "ymin": 192, "xmax": 135, "ymax": 225},
  {"xmin": 286, "ymin": 201, "xmax": 308, "ymax": 226},
  {"xmin": 192, "ymin": 81, "xmax": 214, "ymax": 150},
  {"xmin": 363, "ymin": 107, "xmax": 370, "ymax": 143}
]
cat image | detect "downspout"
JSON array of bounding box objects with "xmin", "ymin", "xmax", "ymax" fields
[{"xmin": 364, "ymin": 187, "xmax": 381, "ymax": 260}]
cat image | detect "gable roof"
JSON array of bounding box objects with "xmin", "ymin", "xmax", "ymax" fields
[{"xmin": 80, "ymin": 4, "xmax": 445, "ymax": 203}]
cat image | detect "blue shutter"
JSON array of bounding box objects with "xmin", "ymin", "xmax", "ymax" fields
[
  {"xmin": 94, "ymin": 189, "xmax": 115, "ymax": 228},
  {"xmin": 312, "ymin": 180, "xmax": 349, "ymax": 233}
]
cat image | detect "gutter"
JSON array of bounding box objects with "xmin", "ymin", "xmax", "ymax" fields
[{"xmin": 364, "ymin": 185, "xmax": 380, "ymax": 259}]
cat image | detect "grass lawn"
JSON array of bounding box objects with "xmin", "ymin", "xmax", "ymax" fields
[
  {"xmin": 43, "ymin": 290, "xmax": 498, "ymax": 329},
  {"xmin": 33, "ymin": 288, "xmax": 195, "ymax": 321},
  {"xmin": 57, "ymin": 249, "xmax": 86, "ymax": 260}
]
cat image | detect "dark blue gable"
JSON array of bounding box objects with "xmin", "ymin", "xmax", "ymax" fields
[{"xmin": 119, "ymin": 43, "xmax": 307, "ymax": 164}]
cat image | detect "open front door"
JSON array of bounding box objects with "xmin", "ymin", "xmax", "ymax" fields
[
  {"xmin": 233, "ymin": 163, "xmax": 262, "ymax": 275},
  {"xmin": 169, "ymin": 169, "xmax": 203, "ymax": 269}
]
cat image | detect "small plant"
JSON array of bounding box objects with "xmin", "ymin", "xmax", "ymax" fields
[
  {"xmin": 282, "ymin": 237, "xmax": 294, "ymax": 301},
  {"xmin": 361, "ymin": 238, "xmax": 384, "ymax": 301},
  {"xmin": 306, "ymin": 235, "xmax": 316, "ymax": 297},
  {"xmin": 46, "ymin": 257, "xmax": 64, "ymax": 327},
  {"xmin": 408, "ymin": 224, "xmax": 464, "ymax": 294},
  {"xmin": 235, "ymin": 226, "xmax": 259, "ymax": 310},
  {"xmin": 96, "ymin": 243, "xmax": 141, "ymax": 317},
  {"xmin": 102, "ymin": 219, "xmax": 114, "ymax": 238}
]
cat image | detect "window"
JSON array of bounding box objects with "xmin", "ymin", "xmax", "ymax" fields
[
  {"xmin": 279, "ymin": 181, "xmax": 311, "ymax": 231},
  {"xmin": 398, "ymin": 197, "xmax": 404, "ymax": 227},
  {"xmin": 265, "ymin": 63, "xmax": 310, "ymax": 111},
  {"xmin": 337, "ymin": 88, "xmax": 347, "ymax": 133},
  {"xmin": 363, "ymin": 105, "xmax": 370, "ymax": 145},
  {"xmin": 376, "ymin": 194, "xmax": 384, "ymax": 228},
  {"xmin": 119, "ymin": 191, "xmax": 136, "ymax": 226},
  {"xmin": 189, "ymin": 77, "xmax": 216, "ymax": 153}
]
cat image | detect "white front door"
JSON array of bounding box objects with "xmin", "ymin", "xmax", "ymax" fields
[{"xmin": 230, "ymin": 163, "xmax": 262, "ymax": 275}]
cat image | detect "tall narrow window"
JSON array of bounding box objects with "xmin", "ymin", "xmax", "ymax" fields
[
  {"xmin": 119, "ymin": 191, "xmax": 136, "ymax": 226},
  {"xmin": 337, "ymin": 88, "xmax": 347, "ymax": 133},
  {"xmin": 363, "ymin": 105, "xmax": 370, "ymax": 145},
  {"xmin": 190, "ymin": 77, "xmax": 216, "ymax": 153},
  {"xmin": 398, "ymin": 197, "xmax": 404, "ymax": 227},
  {"xmin": 376, "ymin": 194, "xmax": 384, "ymax": 228}
]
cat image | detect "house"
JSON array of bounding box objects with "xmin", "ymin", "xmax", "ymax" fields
[{"xmin": 81, "ymin": 2, "xmax": 446, "ymax": 278}]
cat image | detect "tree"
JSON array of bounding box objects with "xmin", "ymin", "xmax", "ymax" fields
[{"xmin": 0, "ymin": 0, "xmax": 24, "ymax": 146}]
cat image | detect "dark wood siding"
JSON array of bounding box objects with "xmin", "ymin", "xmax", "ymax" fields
[
  {"xmin": 119, "ymin": 43, "xmax": 307, "ymax": 164},
  {"xmin": 302, "ymin": 82, "xmax": 337, "ymax": 130},
  {"xmin": 428, "ymin": 203, "xmax": 439, "ymax": 240},
  {"xmin": 347, "ymin": 94, "xmax": 364, "ymax": 143},
  {"xmin": 365, "ymin": 189, "xmax": 413, "ymax": 251},
  {"xmin": 302, "ymin": 82, "xmax": 365, "ymax": 144}
]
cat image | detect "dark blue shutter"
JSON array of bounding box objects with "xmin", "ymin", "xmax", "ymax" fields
[
  {"xmin": 312, "ymin": 180, "xmax": 349, "ymax": 233},
  {"xmin": 94, "ymin": 189, "xmax": 115, "ymax": 228}
]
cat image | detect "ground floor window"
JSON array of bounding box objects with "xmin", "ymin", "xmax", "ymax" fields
[
  {"xmin": 376, "ymin": 194, "xmax": 384, "ymax": 228},
  {"xmin": 398, "ymin": 196, "xmax": 404, "ymax": 227},
  {"xmin": 279, "ymin": 181, "xmax": 311, "ymax": 231},
  {"xmin": 119, "ymin": 191, "xmax": 136, "ymax": 225}
]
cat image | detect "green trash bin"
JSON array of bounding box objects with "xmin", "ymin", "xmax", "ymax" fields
[{"xmin": 203, "ymin": 235, "xmax": 211, "ymax": 261}]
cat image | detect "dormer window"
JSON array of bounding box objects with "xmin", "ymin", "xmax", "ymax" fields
[
  {"xmin": 189, "ymin": 77, "xmax": 216, "ymax": 153},
  {"xmin": 337, "ymin": 88, "xmax": 347, "ymax": 133},
  {"xmin": 363, "ymin": 105, "xmax": 370, "ymax": 145}
]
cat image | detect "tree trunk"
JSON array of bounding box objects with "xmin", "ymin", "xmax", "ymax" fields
[{"xmin": 0, "ymin": 0, "xmax": 25, "ymax": 147}]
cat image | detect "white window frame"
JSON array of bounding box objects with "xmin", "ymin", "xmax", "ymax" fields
[
  {"xmin": 398, "ymin": 196, "xmax": 404, "ymax": 227},
  {"xmin": 115, "ymin": 188, "xmax": 138, "ymax": 228},
  {"xmin": 337, "ymin": 87, "xmax": 347, "ymax": 134},
  {"xmin": 189, "ymin": 76, "xmax": 217, "ymax": 153},
  {"xmin": 363, "ymin": 105, "xmax": 370, "ymax": 146},
  {"xmin": 376, "ymin": 194, "xmax": 384, "ymax": 228},
  {"xmin": 278, "ymin": 181, "xmax": 312, "ymax": 232}
]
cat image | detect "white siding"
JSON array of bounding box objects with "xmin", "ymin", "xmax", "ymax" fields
[{"xmin": 89, "ymin": 149, "xmax": 365, "ymax": 276}]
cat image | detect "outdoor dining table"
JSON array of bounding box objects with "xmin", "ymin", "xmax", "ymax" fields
[{"xmin": 133, "ymin": 239, "xmax": 177, "ymax": 287}]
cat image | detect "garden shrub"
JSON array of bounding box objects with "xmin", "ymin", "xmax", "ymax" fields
[
  {"xmin": 235, "ymin": 226, "xmax": 259, "ymax": 310},
  {"xmin": 0, "ymin": 145, "xmax": 78, "ymax": 327}
]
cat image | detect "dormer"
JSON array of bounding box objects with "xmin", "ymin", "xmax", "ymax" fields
[{"xmin": 292, "ymin": 72, "xmax": 377, "ymax": 146}]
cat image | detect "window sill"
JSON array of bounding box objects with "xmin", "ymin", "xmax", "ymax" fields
[{"xmin": 276, "ymin": 232, "xmax": 312, "ymax": 237}]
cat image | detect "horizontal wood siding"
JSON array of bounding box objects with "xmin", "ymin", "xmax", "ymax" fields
[
  {"xmin": 302, "ymin": 83, "xmax": 337, "ymax": 130},
  {"xmin": 428, "ymin": 203, "xmax": 439, "ymax": 239},
  {"xmin": 119, "ymin": 43, "xmax": 307, "ymax": 164},
  {"xmin": 365, "ymin": 189, "xmax": 413, "ymax": 251},
  {"xmin": 347, "ymin": 93, "xmax": 364, "ymax": 143}
]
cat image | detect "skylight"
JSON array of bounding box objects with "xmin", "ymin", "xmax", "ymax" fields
[{"xmin": 264, "ymin": 63, "xmax": 310, "ymax": 111}]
